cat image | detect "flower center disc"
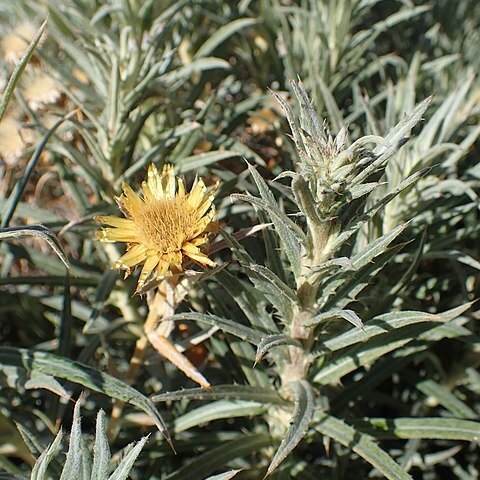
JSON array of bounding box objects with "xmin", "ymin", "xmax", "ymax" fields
[{"xmin": 134, "ymin": 197, "xmax": 194, "ymax": 254}]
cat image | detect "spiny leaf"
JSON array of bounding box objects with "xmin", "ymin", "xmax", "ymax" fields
[
  {"xmin": 30, "ymin": 430, "xmax": 63, "ymax": 480},
  {"xmin": 107, "ymin": 437, "xmax": 148, "ymax": 480},
  {"xmin": 266, "ymin": 380, "xmax": 315, "ymax": 477},
  {"xmin": 255, "ymin": 335, "xmax": 303, "ymax": 365},
  {"xmin": 59, "ymin": 400, "xmax": 83, "ymax": 480},
  {"xmin": 317, "ymin": 310, "xmax": 440, "ymax": 352},
  {"xmin": 416, "ymin": 379, "xmax": 477, "ymax": 419},
  {"xmin": 91, "ymin": 410, "xmax": 111, "ymax": 480},
  {"xmin": 166, "ymin": 312, "xmax": 265, "ymax": 345},
  {"xmin": 306, "ymin": 308, "xmax": 363, "ymax": 329},
  {"xmin": 152, "ymin": 385, "xmax": 286, "ymax": 405}
]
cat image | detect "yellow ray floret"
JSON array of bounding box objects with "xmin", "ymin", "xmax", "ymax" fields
[{"xmin": 94, "ymin": 164, "xmax": 218, "ymax": 292}]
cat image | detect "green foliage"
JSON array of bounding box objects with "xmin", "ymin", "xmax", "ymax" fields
[
  {"xmin": 28, "ymin": 398, "xmax": 148, "ymax": 480},
  {"xmin": 0, "ymin": 1, "xmax": 479, "ymax": 479}
]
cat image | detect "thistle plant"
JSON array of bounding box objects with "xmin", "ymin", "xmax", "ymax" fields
[
  {"xmin": 156, "ymin": 80, "xmax": 479, "ymax": 478},
  {"xmin": 1, "ymin": 1, "xmax": 480, "ymax": 479}
]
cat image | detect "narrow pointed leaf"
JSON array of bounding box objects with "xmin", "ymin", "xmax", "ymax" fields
[
  {"xmin": 0, "ymin": 225, "xmax": 70, "ymax": 270},
  {"xmin": 417, "ymin": 380, "xmax": 477, "ymax": 419},
  {"xmin": 204, "ymin": 470, "xmax": 242, "ymax": 480},
  {"xmin": 315, "ymin": 414, "xmax": 412, "ymax": 480},
  {"xmin": 0, "ymin": 19, "xmax": 47, "ymax": 121},
  {"xmin": 266, "ymin": 380, "xmax": 315, "ymax": 477},
  {"xmin": 306, "ymin": 309, "xmax": 363, "ymax": 329},
  {"xmin": 246, "ymin": 265, "xmax": 297, "ymax": 321},
  {"xmin": 107, "ymin": 437, "xmax": 148, "ymax": 480},
  {"xmin": 0, "ymin": 348, "xmax": 170, "ymax": 442},
  {"xmin": 59, "ymin": 400, "xmax": 82, "ymax": 480},
  {"xmin": 194, "ymin": 18, "xmax": 258, "ymax": 58},
  {"xmin": 31, "ymin": 430, "xmax": 63, "ymax": 480},
  {"xmin": 152, "ymin": 385, "xmax": 286, "ymax": 405},
  {"xmin": 353, "ymin": 417, "xmax": 480, "ymax": 441},
  {"xmin": 91, "ymin": 410, "xmax": 111, "ymax": 480},
  {"xmin": 164, "ymin": 434, "xmax": 271, "ymax": 480},
  {"xmin": 317, "ymin": 310, "xmax": 440, "ymax": 352},
  {"xmin": 166, "ymin": 312, "xmax": 265, "ymax": 345},
  {"xmin": 174, "ymin": 400, "xmax": 268, "ymax": 434}
]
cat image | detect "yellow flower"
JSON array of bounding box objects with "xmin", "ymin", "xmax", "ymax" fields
[{"xmin": 94, "ymin": 164, "xmax": 218, "ymax": 292}]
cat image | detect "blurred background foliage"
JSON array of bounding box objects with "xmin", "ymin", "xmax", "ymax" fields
[{"xmin": 0, "ymin": 0, "xmax": 479, "ymax": 479}]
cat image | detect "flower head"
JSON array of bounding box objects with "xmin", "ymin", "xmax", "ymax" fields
[{"xmin": 95, "ymin": 164, "xmax": 218, "ymax": 292}]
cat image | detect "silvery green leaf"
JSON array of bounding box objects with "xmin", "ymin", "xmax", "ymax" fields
[
  {"xmin": 194, "ymin": 18, "xmax": 258, "ymax": 58},
  {"xmin": 432, "ymin": 302, "xmax": 474, "ymax": 324},
  {"xmin": 271, "ymin": 90, "xmax": 309, "ymax": 166},
  {"xmin": 176, "ymin": 150, "xmax": 241, "ymax": 173},
  {"xmin": 320, "ymin": 225, "xmax": 407, "ymax": 308},
  {"xmin": 352, "ymin": 96, "xmax": 432, "ymax": 186},
  {"xmin": 246, "ymin": 163, "xmax": 306, "ymax": 267},
  {"xmin": 0, "ymin": 348, "xmax": 170, "ymax": 442},
  {"xmin": 204, "ymin": 470, "xmax": 242, "ymax": 480},
  {"xmin": 306, "ymin": 309, "xmax": 363, "ymax": 329},
  {"xmin": 246, "ymin": 161, "xmax": 300, "ymax": 213},
  {"xmin": 166, "ymin": 312, "xmax": 265, "ymax": 345},
  {"xmin": 107, "ymin": 437, "xmax": 148, "ymax": 480},
  {"xmin": 0, "ymin": 19, "xmax": 47, "ymax": 121},
  {"xmin": 24, "ymin": 372, "xmax": 70, "ymax": 399},
  {"xmin": 423, "ymin": 249, "xmax": 480, "ymax": 270},
  {"xmin": 350, "ymin": 223, "xmax": 407, "ymax": 270},
  {"xmin": 313, "ymin": 303, "xmax": 472, "ymax": 385},
  {"xmin": 31, "ymin": 430, "xmax": 63, "ymax": 480},
  {"xmin": 313, "ymin": 322, "xmax": 438, "ymax": 385},
  {"xmin": 60, "ymin": 400, "xmax": 83, "ymax": 480},
  {"xmin": 174, "ymin": 401, "xmax": 268, "ymax": 434},
  {"xmin": 353, "ymin": 417, "xmax": 480, "ymax": 442},
  {"xmin": 347, "ymin": 182, "xmax": 381, "ymax": 200},
  {"xmin": 152, "ymin": 385, "xmax": 286, "ymax": 405},
  {"xmin": 290, "ymin": 78, "xmax": 325, "ymax": 142},
  {"xmin": 0, "ymin": 225, "xmax": 70, "ymax": 270},
  {"xmin": 416, "ymin": 379, "xmax": 477, "ymax": 419},
  {"xmin": 266, "ymin": 380, "xmax": 315, "ymax": 476},
  {"xmin": 255, "ymin": 335, "xmax": 303, "ymax": 365},
  {"xmin": 291, "ymin": 174, "xmax": 322, "ymax": 225},
  {"xmin": 314, "ymin": 414, "xmax": 412, "ymax": 480},
  {"xmin": 162, "ymin": 57, "xmax": 231, "ymax": 86},
  {"xmin": 306, "ymin": 257, "xmax": 354, "ymax": 279},
  {"xmin": 91, "ymin": 410, "xmax": 111, "ymax": 480},
  {"xmin": 317, "ymin": 310, "xmax": 439, "ymax": 353},
  {"xmin": 164, "ymin": 434, "xmax": 271, "ymax": 480}
]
